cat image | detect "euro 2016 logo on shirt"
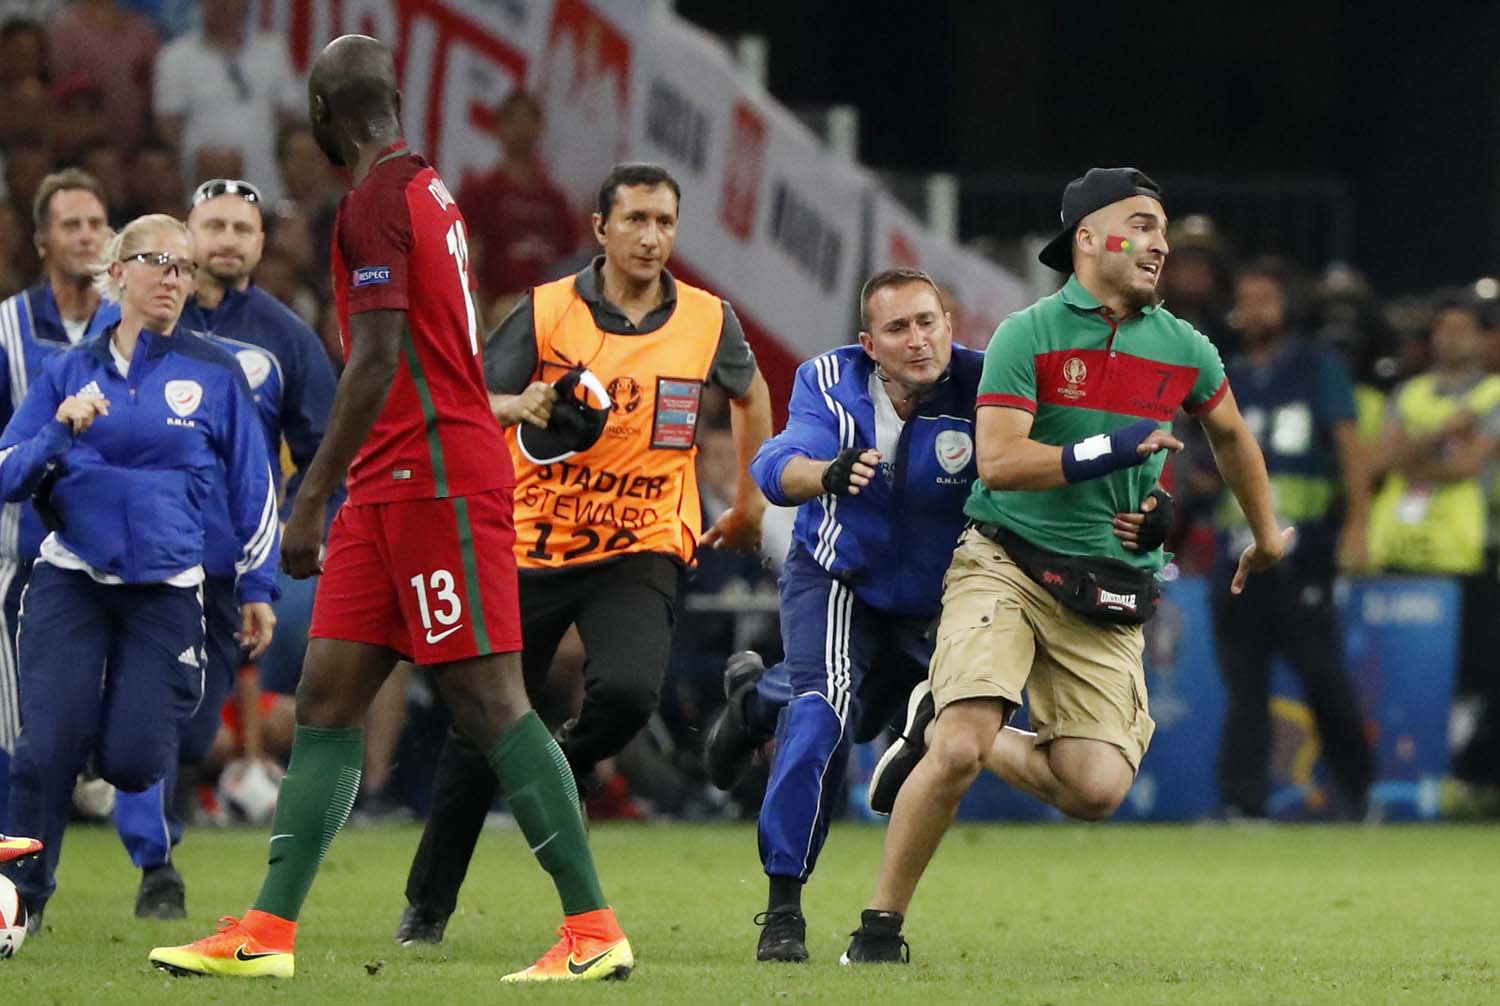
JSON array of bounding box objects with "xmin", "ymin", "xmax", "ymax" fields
[
  {"xmin": 352, "ymin": 266, "xmax": 391, "ymax": 288},
  {"xmin": 934, "ymin": 430, "xmax": 974, "ymax": 475},
  {"xmin": 165, "ymin": 379, "xmax": 203, "ymax": 417},
  {"xmin": 1059, "ymin": 356, "xmax": 1088, "ymax": 400},
  {"xmin": 608, "ymin": 376, "xmax": 642, "ymax": 414}
]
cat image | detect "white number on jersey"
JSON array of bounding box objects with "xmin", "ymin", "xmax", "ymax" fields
[
  {"xmin": 445, "ymin": 220, "xmax": 480, "ymax": 356},
  {"xmin": 427, "ymin": 178, "xmax": 456, "ymax": 210}
]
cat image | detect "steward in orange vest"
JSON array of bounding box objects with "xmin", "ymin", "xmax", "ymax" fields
[
  {"xmin": 396, "ymin": 165, "xmax": 772, "ymax": 944},
  {"xmin": 505, "ymin": 269, "xmax": 728, "ymax": 568}
]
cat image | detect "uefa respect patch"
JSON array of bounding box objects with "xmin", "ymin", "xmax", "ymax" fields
[{"xmin": 352, "ymin": 266, "xmax": 392, "ymax": 287}]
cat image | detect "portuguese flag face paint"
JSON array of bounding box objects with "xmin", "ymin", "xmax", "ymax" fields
[{"xmin": 1105, "ymin": 235, "xmax": 1134, "ymax": 253}]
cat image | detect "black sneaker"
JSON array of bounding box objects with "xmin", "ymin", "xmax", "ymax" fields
[
  {"xmin": 393, "ymin": 902, "xmax": 449, "ymax": 946},
  {"xmin": 840, "ymin": 910, "xmax": 909, "ymax": 964},
  {"xmin": 134, "ymin": 864, "xmax": 186, "ymax": 920},
  {"xmin": 754, "ymin": 908, "xmax": 809, "ymax": 963},
  {"xmin": 703, "ymin": 651, "xmax": 766, "ymax": 790},
  {"xmin": 868, "ymin": 680, "xmax": 934, "ymax": 815}
]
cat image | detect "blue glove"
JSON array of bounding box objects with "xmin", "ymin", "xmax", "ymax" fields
[{"xmin": 1061, "ymin": 418, "xmax": 1160, "ymax": 484}]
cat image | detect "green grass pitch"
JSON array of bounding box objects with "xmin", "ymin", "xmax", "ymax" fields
[{"xmin": 5, "ymin": 821, "xmax": 1497, "ymax": 1004}]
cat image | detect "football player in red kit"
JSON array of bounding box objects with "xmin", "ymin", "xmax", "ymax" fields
[{"xmin": 150, "ymin": 34, "xmax": 631, "ymax": 983}]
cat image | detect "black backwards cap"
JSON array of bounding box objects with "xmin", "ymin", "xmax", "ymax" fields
[
  {"xmin": 1037, "ymin": 167, "xmax": 1163, "ymax": 273},
  {"xmin": 515, "ymin": 368, "xmax": 612, "ymax": 465}
]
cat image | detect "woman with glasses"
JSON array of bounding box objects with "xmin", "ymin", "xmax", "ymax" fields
[
  {"xmin": 109, "ymin": 176, "xmax": 338, "ymax": 921},
  {"xmin": 0, "ymin": 213, "xmax": 280, "ymax": 928}
]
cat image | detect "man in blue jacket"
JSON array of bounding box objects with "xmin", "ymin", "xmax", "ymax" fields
[
  {"xmin": 0, "ymin": 169, "xmax": 118, "ymax": 827},
  {"xmin": 113, "ymin": 178, "xmax": 337, "ymax": 918},
  {"xmin": 705, "ymin": 269, "xmax": 981, "ymax": 963}
]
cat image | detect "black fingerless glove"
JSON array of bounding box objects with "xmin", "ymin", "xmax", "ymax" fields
[
  {"xmin": 821, "ymin": 447, "xmax": 865, "ymax": 495},
  {"xmin": 1136, "ymin": 487, "xmax": 1175, "ymax": 552}
]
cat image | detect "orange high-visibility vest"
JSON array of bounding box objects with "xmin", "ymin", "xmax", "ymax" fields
[{"xmin": 507, "ymin": 274, "xmax": 723, "ymax": 569}]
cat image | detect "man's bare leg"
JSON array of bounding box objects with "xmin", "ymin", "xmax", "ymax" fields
[
  {"xmin": 869, "ymin": 699, "xmax": 1008, "ymax": 916},
  {"xmin": 361, "ymin": 663, "xmax": 411, "ymax": 800},
  {"xmin": 982, "ymin": 732, "xmax": 1134, "ymax": 821}
]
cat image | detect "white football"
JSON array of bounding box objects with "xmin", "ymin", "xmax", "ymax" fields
[
  {"xmin": 0, "ymin": 875, "xmax": 27, "ymax": 959},
  {"xmin": 219, "ymin": 759, "xmax": 286, "ymax": 824}
]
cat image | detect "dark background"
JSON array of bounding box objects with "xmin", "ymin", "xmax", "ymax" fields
[{"xmin": 678, "ymin": 1, "xmax": 1500, "ymax": 293}]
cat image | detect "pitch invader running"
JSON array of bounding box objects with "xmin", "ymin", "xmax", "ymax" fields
[{"xmin": 842, "ymin": 167, "xmax": 1291, "ymax": 964}]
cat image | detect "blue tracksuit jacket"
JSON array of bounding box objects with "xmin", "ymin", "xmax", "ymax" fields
[
  {"xmin": 750, "ymin": 344, "xmax": 983, "ymax": 617},
  {"xmin": 0, "ymin": 326, "xmax": 279, "ymax": 603}
]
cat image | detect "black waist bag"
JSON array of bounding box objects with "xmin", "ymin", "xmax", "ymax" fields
[{"xmin": 971, "ymin": 521, "xmax": 1159, "ymax": 626}]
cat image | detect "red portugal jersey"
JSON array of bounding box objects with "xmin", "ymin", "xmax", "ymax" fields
[{"xmin": 331, "ymin": 140, "xmax": 513, "ymax": 504}]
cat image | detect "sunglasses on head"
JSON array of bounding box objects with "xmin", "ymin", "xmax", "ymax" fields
[
  {"xmin": 190, "ymin": 178, "xmax": 263, "ymax": 209},
  {"xmin": 125, "ymin": 251, "xmax": 196, "ymax": 277}
]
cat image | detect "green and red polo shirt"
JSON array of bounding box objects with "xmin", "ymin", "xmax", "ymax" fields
[{"xmin": 969, "ymin": 275, "xmax": 1227, "ymax": 570}]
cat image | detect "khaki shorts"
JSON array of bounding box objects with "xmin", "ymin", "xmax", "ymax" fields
[{"xmin": 928, "ymin": 527, "xmax": 1156, "ymax": 770}]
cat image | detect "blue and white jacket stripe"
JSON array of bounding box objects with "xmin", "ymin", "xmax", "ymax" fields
[{"xmin": 0, "ymin": 284, "xmax": 120, "ymax": 561}]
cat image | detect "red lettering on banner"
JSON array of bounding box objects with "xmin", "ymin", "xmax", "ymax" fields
[
  {"xmin": 721, "ymin": 101, "xmax": 767, "ymax": 242},
  {"xmin": 888, "ymin": 230, "xmax": 920, "ymax": 268},
  {"xmin": 534, "ymin": 0, "xmax": 633, "ymax": 225},
  {"xmin": 1033, "ymin": 349, "xmax": 1200, "ymax": 420},
  {"xmin": 268, "ymin": 0, "xmax": 528, "ymax": 176},
  {"xmin": 882, "ymin": 229, "xmax": 996, "ymax": 349}
]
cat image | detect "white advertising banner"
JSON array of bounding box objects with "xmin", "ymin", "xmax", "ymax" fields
[
  {"xmin": 625, "ymin": 15, "xmax": 866, "ymax": 357},
  {"xmin": 256, "ymin": 0, "xmax": 1010, "ymax": 376}
]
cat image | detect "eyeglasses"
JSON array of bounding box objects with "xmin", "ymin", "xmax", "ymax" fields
[
  {"xmin": 125, "ymin": 251, "xmax": 196, "ymax": 278},
  {"xmin": 190, "ymin": 178, "xmax": 263, "ymax": 210}
]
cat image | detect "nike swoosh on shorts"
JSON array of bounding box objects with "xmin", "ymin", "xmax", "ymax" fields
[{"xmin": 426, "ymin": 624, "xmax": 464, "ymax": 644}]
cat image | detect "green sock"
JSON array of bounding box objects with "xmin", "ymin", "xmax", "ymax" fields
[
  {"xmin": 488, "ymin": 711, "xmax": 606, "ymax": 915},
  {"xmin": 252, "ymin": 725, "xmax": 363, "ymax": 921}
]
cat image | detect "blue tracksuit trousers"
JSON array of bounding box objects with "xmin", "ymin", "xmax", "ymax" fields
[
  {"xmin": 2, "ymin": 563, "xmax": 204, "ymax": 906},
  {"xmin": 0, "ymin": 557, "xmax": 30, "ymax": 829},
  {"xmin": 113, "ymin": 577, "xmax": 239, "ymax": 869},
  {"xmin": 752, "ymin": 548, "xmax": 933, "ymax": 881}
]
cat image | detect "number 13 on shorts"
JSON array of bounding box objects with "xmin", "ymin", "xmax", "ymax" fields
[
  {"xmin": 309, "ymin": 493, "xmax": 522, "ymax": 663},
  {"xmin": 409, "ymin": 569, "xmax": 465, "ymax": 644}
]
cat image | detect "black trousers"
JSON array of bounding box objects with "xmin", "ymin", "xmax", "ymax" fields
[
  {"xmin": 1212, "ymin": 562, "xmax": 1373, "ymax": 816},
  {"xmin": 404, "ymin": 552, "xmax": 680, "ymax": 916},
  {"xmin": 1454, "ymin": 560, "xmax": 1500, "ymax": 785}
]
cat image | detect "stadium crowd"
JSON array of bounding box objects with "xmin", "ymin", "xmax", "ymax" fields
[{"xmin": 0, "ymin": 0, "xmax": 1496, "ymax": 851}]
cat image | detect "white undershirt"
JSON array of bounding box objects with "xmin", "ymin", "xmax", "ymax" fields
[
  {"xmin": 39, "ymin": 534, "xmax": 203, "ymax": 588},
  {"xmin": 869, "ymin": 371, "xmax": 905, "ymax": 484},
  {"xmin": 61, "ymin": 317, "xmax": 88, "ymax": 345},
  {"xmin": 110, "ymin": 339, "xmax": 130, "ymax": 377}
]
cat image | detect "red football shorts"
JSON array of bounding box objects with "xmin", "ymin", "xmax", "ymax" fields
[{"xmin": 310, "ymin": 490, "xmax": 523, "ymax": 664}]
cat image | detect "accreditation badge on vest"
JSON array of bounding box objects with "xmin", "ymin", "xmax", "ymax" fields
[
  {"xmin": 1395, "ymin": 485, "xmax": 1433, "ymax": 525},
  {"xmin": 651, "ymin": 377, "xmax": 703, "ymax": 449}
]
